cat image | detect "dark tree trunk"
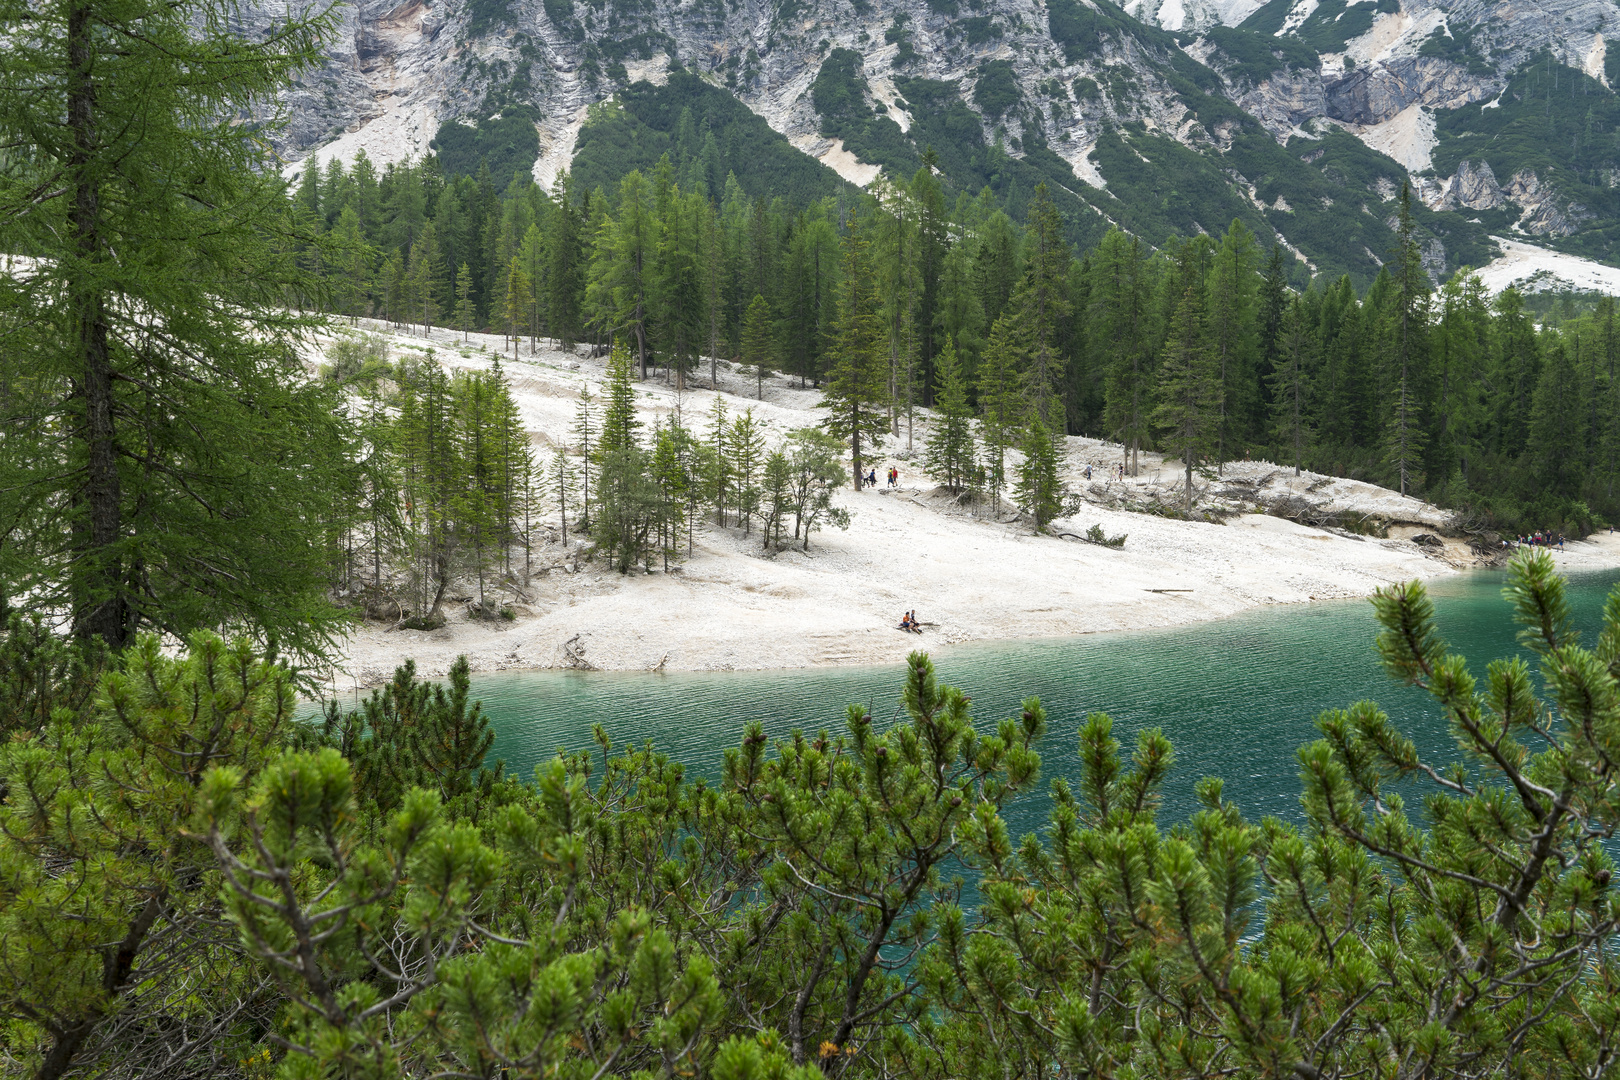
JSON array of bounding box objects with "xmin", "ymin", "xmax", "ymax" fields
[{"xmin": 68, "ymin": 0, "xmax": 129, "ymax": 651}]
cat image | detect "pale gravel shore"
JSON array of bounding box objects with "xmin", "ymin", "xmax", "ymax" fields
[{"xmin": 306, "ymin": 321, "xmax": 1620, "ymax": 691}]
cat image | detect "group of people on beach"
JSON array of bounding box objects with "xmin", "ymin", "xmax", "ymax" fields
[
  {"xmin": 1082, "ymin": 464, "xmax": 1129, "ymax": 482},
  {"xmin": 1511, "ymin": 532, "xmax": 1566, "ymax": 550},
  {"xmin": 898, "ymin": 609, "xmax": 922, "ymax": 634},
  {"xmin": 861, "ymin": 467, "xmax": 902, "ymax": 489}
]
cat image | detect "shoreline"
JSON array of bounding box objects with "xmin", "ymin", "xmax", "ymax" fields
[
  {"xmin": 317, "ymin": 524, "xmax": 1620, "ymax": 694},
  {"xmin": 306, "ymin": 323, "xmax": 1620, "ymax": 694}
]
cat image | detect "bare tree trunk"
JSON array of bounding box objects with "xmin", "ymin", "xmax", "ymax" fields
[
  {"xmin": 36, "ymin": 891, "xmax": 164, "ymax": 1080},
  {"xmin": 68, "ymin": 0, "xmax": 129, "ymax": 650}
]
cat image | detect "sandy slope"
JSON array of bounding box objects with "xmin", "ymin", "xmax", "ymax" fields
[
  {"xmin": 308, "ymin": 321, "xmax": 1620, "ymax": 691},
  {"xmin": 1474, "ymin": 237, "xmax": 1620, "ymax": 296}
]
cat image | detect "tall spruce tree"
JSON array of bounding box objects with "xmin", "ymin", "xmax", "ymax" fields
[
  {"xmin": 761, "ymin": 449, "xmax": 794, "ymax": 550},
  {"xmin": 924, "ymin": 340, "xmax": 977, "ymax": 493},
  {"xmin": 980, "ymin": 314, "xmax": 1029, "ymax": 514},
  {"xmin": 1384, "ymin": 184, "xmax": 1430, "ymax": 495},
  {"xmin": 741, "ymin": 293, "xmax": 774, "ymax": 400},
  {"xmin": 708, "ymin": 393, "xmax": 732, "ymax": 525},
  {"xmin": 1256, "ymin": 243, "xmax": 1288, "ymax": 404},
  {"xmin": 1154, "ymin": 259, "xmax": 1223, "ymax": 513},
  {"xmin": 1095, "ymin": 229, "xmax": 1155, "ymax": 475},
  {"xmin": 1015, "ymin": 418, "xmax": 1062, "ymax": 531},
  {"xmin": 727, "ymin": 409, "xmax": 767, "ymax": 535},
  {"xmin": 548, "ymin": 447, "xmax": 574, "ymax": 544},
  {"xmin": 657, "ymin": 190, "xmax": 706, "ymax": 389},
  {"xmin": 546, "ymin": 171, "xmax": 584, "ymax": 348},
  {"xmin": 503, "ymin": 256, "xmax": 531, "ymax": 357},
  {"xmin": 408, "ymin": 221, "xmax": 445, "ymax": 334},
  {"xmin": 454, "ymin": 262, "xmax": 476, "ymax": 340},
  {"xmin": 1207, "ymin": 220, "xmax": 1259, "ymax": 465},
  {"xmin": 571, "ymin": 384, "xmax": 598, "ymax": 528},
  {"xmin": 1008, "ymin": 183, "xmax": 1072, "ymax": 429},
  {"xmin": 599, "ymin": 343, "xmax": 642, "ymax": 458},
  {"xmin": 1431, "ymin": 272, "xmax": 1490, "ymax": 489},
  {"xmin": 596, "ymin": 171, "xmax": 655, "ymax": 377},
  {"xmin": 1529, "ymin": 336, "xmax": 1586, "ymax": 500},
  {"xmin": 1269, "ymin": 295, "xmax": 1315, "ymax": 476},
  {"xmin": 821, "ymin": 211, "xmax": 890, "ymax": 491},
  {"xmin": 453, "ymin": 370, "xmax": 506, "ymax": 611},
  {"xmin": 0, "ymin": 0, "xmax": 351, "ymax": 659},
  {"xmin": 518, "ymin": 224, "xmax": 546, "ymax": 352},
  {"xmin": 650, "ymin": 424, "xmax": 687, "ymax": 567}
]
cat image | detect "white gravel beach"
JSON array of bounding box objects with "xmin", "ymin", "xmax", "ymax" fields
[{"xmin": 308, "ymin": 321, "xmax": 1620, "ymax": 691}]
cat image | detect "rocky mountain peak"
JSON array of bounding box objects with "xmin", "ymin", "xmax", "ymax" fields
[{"xmin": 262, "ymin": 0, "xmax": 1620, "ymax": 279}]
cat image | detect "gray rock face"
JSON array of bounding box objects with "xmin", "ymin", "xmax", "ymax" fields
[
  {"xmin": 257, "ymin": 0, "xmax": 1187, "ymax": 173},
  {"xmin": 1324, "ymin": 58, "xmax": 1493, "ymax": 127},
  {"xmin": 1422, "ymin": 236, "xmax": 1448, "ymax": 282},
  {"xmin": 1235, "ymin": 70, "xmax": 1327, "ymax": 132},
  {"xmin": 1416, "ymin": 174, "xmax": 1451, "ymax": 209},
  {"xmin": 1505, "ymin": 169, "xmax": 1590, "ymax": 236},
  {"xmin": 1452, "ymin": 159, "xmax": 1503, "ymax": 210},
  {"xmin": 250, "ymin": 0, "xmax": 1620, "ymax": 270}
]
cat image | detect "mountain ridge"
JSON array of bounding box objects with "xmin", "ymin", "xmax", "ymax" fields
[{"xmin": 262, "ymin": 0, "xmax": 1620, "ymax": 282}]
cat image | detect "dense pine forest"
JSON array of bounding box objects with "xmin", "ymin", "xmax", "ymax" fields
[{"xmin": 291, "ymin": 142, "xmax": 1620, "ymax": 536}]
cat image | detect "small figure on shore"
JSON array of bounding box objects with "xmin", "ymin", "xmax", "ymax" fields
[
  {"xmin": 898, "ymin": 609, "xmax": 923, "ymax": 633},
  {"xmin": 866, "ymin": 468, "xmax": 877, "ymax": 489},
  {"xmin": 1084, "ymin": 464, "xmax": 1093, "ymax": 481}
]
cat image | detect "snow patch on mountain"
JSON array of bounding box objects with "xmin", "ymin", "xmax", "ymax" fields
[
  {"xmin": 1213, "ymin": 0, "xmax": 1271, "ymax": 24},
  {"xmin": 623, "ymin": 58, "xmax": 671, "ymax": 86}
]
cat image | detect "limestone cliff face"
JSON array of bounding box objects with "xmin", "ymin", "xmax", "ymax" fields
[
  {"xmin": 266, "ymin": 0, "xmax": 1169, "ymax": 183},
  {"xmin": 1505, "ymin": 169, "xmax": 1591, "ymax": 236},
  {"xmin": 1188, "ymin": 0, "xmax": 1617, "ymax": 250},
  {"xmin": 1321, "ymin": 58, "xmax": 1492, "ymax": 127},
  {"xmin": 1452, "ymin": 159, "xmax": 1504, "ymax": 211},
  {"xmin": 262, "ymin": 0, "xmax": 1620, "ymax": 266},
  {"xmin": 1232, "ymin": 69, "xmax": 1326, "ymax": 132}
]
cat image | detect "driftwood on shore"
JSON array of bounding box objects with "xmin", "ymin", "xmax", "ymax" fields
[{"xmin": 1053, "ymin": 524, "xmax": 1128, "ymax": 549}]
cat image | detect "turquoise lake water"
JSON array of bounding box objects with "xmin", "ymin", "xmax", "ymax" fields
[{"xmin": 336, "ymin": 567, "xmax": 1620, "ymax": 836}]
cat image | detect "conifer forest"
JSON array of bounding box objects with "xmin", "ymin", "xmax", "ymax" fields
[
  {"xmin": 9, "ymin": 2, "xmax": 1620, "ymax": 1079},
  {"xmin": 295, "ymin": 138, "xmax": 1620, "ymax": 539}
]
